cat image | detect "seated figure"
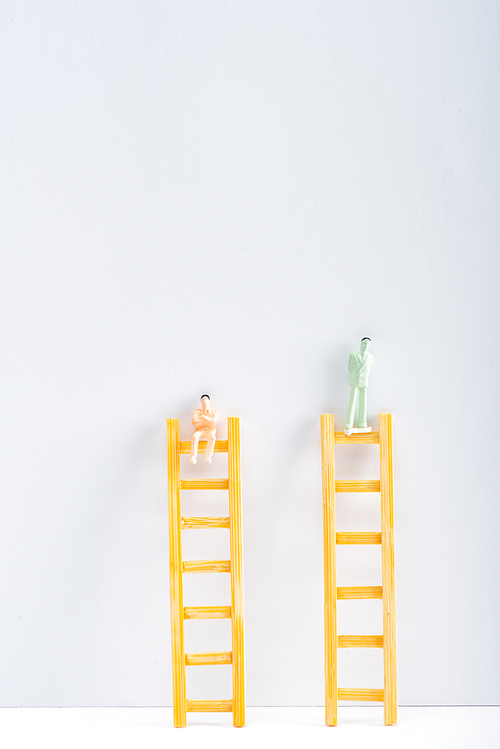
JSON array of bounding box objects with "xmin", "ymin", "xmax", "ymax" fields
[{"xmin": 190, "ymin": 394, "xmax": 218, "ymax": 464}]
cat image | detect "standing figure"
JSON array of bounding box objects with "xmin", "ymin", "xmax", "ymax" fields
[
  {"xmin": 345, "ymin": 338, "xmax": 375, "ymax": 436},
  {"xmin": 190, "ymin": 394, "xmax": 218, "ymax": 464}
]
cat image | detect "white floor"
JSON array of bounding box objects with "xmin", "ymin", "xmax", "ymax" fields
[{"xmin": 0, "ymin": 707, "xmax": 498, "ymax": 749}]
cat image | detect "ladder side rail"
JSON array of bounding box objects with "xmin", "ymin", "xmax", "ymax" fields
[
  {"xmin": 228, "ymin": 416, "xmax": 245, "ymax": 727},
  {"xmin": 321, "ymin": 414, "xmax": 337, "ymax": 726},
  {"xmin": 379, "ymin": 413, "xmax": 397, "ymax": 725},
  {"xmin": 167, "ymin": 418, "xmax": 187, "ymax": 727}
]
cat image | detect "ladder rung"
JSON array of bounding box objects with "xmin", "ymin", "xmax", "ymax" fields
[
  {"xmin": 338, "ymin": 635, "xmax": 383, "ymax": 648},
  {"xmin": 181, "ymin": 516, "xmax": 230, "ymax": 529},
  {"xmin": 338, "ymin": 688, "xmax": 384, "ymax": 702},
  {"xmin": 335, "ymin": 480, "xmax": 380, "ymax": 492},
  {"xmin": 184, "ymin": 606, "xmax": 231, "ymax": 619},
  {"xmin": 180, "ymin": 440, "xmax": 229, "ymax": 454},
  {"xmin": 185, "ymin": 651, "xmax": 232, "ymax": 666},
  {"xmin": 183, "ymin": 560, "xmax": 230, "ymax": 573},
  {"xmin": 180, "ymin": 479, "xmax": 229, "ymax": 490},
  {"xmin": 187, "ymin": 700, "xmax": 233, "ymax": 712},
  {"xmin": 334, "ymin": 431, "xmax": 380, "ymax": 444},
  {"xmin": 337, "ymin": 586, "xmax": 383, "ymax": 599},
  {"xmin": 336, "ymin": 532, "xmax": 381, "ymax": 545}
]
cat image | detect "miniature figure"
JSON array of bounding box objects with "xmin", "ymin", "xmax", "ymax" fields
[
  {"xmin": 190, "ymin": 394, "xmax": 218, "ymax": 464},
  {"xmin": 345, "ymin": 338, "xmax": 375, "ymax": 436}
]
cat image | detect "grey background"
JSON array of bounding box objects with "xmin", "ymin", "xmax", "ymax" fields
[{"xmin": 1, "ymin": 1, "xmax": 499, "ymax": 706}]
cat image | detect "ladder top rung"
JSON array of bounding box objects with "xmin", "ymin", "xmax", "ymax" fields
[
  {"xmin": 184, "ymin": 606, "xmax": 231, "ymax": 619},
  {"xmin": 338, "ymin": 688, "xmax": 384, "ymax": 702},
  {"xmin": 183, "ymin": 560, "xmax": 230, "ymax": 573},
  {"xmin": 336, "ymin": 532, "xmax": 381, "ymax": 545},
  {"xmin": 335, "ymin": 480, "xmax": 380, "ymax": 493},
  {"xmin": 185, "ymin": 651, "xmax": 232, "ymax": 666},
  {"xmin": 337, "ymin": 586, "xmax": 383, "ymax": 600},
  {"xmin": 181, "ymin": 516, "xmax": 230, "ymax": 529},
  {"xmin": 337, "ymin": 635, "xmax": 384, "ymax": 648},
  {"xmin": 334, "ymin": 431, "xmax": 380, "ymax": 444},
  {"xmin": 180, "ymin": 479, "xmax": 229, "ymax": 490},
  {"xmin": 180, "ymin": 440, "xmax": 229, "ymax": 454},
  {"xmin": 187, "ymin": 700, "xmax": 233, "ymax": 713}
]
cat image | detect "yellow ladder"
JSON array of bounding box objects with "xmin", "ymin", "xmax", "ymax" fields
[
  {"xmin": 321, "ymin": 412, "xmax": 397, "ymax": 726},
  {"xmin": 167, "ymin": 416, "xmax": 245, "ymax": 727}
]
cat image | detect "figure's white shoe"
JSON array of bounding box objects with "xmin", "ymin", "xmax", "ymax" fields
[
  {"xmin": 205, "ymin": 455, "xmax": 212, "ymax": 463},
  {"xmin": 189, "ymin": 456, "xmax": 197, "ymax": 464},
  {"xmin": 345, "ymin": 426, "xmax": 372, "ymax": 436}
]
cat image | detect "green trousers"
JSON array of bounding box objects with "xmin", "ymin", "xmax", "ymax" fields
[{"xmin": 346, "ymin": 386, "xmax": 368, "ymax": 429}]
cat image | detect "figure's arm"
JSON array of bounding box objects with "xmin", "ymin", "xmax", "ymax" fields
[
  {"xmin": 360, "ymin": 353, "xmax": 374, "ymax": 372},
  {"xmin": 193, "ymin": 410, "xmax": 217, "ymax": 429},
  {"xmin": 201, "ymin": 410, "xmax": 217, "ymax": 428},
  {"xmin": 348, "ymin": 354, "xmax": 356, "ymax": 372}
]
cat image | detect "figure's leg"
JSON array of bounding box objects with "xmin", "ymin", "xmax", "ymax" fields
[
  {"xmin": 190, "ymin": 431, "xmax": 201, "ymax": 464},
  {"xmin": 205, "ymin": 432, "xmax": 216, "ymax": 463},
  {"xmin": 345, "ymin": 386, "xmax": 358, "ymax": 431},
  {"xmin": 357, "ymin": 387, "xmax": 368, "ymax": 428}
]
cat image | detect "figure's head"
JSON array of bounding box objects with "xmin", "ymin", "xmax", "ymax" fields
[
  {"xmin": 200, "ymin": 394, "xmax": 210, "ymax": 409},
  {"xmin": 360, "ymin": 337, "xmax": 371, "ymax": 353}
]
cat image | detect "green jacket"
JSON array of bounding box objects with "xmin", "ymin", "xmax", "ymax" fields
[{"xmin": 348, "ymin": 351, "xmax": 374, "ymax": 388}]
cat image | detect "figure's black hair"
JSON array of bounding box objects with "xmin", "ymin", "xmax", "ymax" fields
[
  {"xmin": 361, "ymin": 337, "xmax": 371, "ymax": 342},
  {"xmin": 200, "ymin": 394, "xmax": 210, "ymax": 400}
]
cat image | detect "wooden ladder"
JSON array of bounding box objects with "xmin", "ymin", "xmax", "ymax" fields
[
  {"xmin": 321, "ymin": 412, "xmax": 397, "ymax": 726},
  {"xmin": 167, "ymin": 416, "xmax": 245, "ymax": 727}
]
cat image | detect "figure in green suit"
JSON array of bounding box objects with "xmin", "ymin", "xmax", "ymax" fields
[{"xmin": 345, "ymin": 338, "xmax": 374, "ymax": 436}]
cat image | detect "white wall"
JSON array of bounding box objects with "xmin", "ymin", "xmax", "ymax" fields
[{"xmin": 1, "ymin": 0, "xmax": 499, "ymax": 707}]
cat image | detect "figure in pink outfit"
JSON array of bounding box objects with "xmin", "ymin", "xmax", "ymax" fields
[{"xmin": 190, "ymin": 394, "xmax": 218, "ymax": 464}]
